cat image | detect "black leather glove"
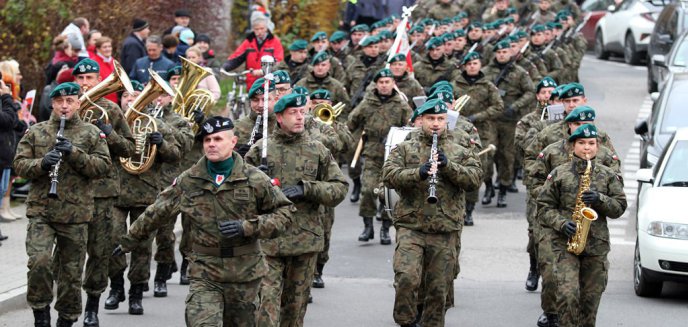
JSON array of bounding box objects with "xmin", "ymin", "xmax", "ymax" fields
[
  {"xmin": 504, "ymin": 106, "xmax": 517, "ymax": 119},
  {"xmin": 218, "ymin": 220, "xmax": 244, "ymax": 238},
  {"xmin": 41, "ymin": 149, "xmax": 62, "ymax": 171},
  {"xmin": 562, "ymin": 220, "xmax": 577, "ymax": 238},
  {"xmin": 253, "ymin": 132, "xmax": 264, "ymax": 142},
  {"xmin": 112, "ymin": 245, "xmax": 125, "ymax": 256},
  {"xmin": 257, "ymin": 164, "xmax": 269, "ymax": 174},
  {"xmin": 148, "ymin": 132, "xmax": 164, "ymax": 145},
  {"xmin": 193, "ymin": 110, "xmax": 205, "ymax": 124},
  {"xmin": 419, "ymin": 162, "xmax": 432, "ymax": 180},
  {"xmin": 95, "ymin": 119, "xmax": 113, "ymax": 136},
  {"xmin": 581, "ymin": 190, "xmax": 601, "ymax": 206},
  {"xmin": 55, "ymin": 136, "xmax": 73, "ymax": 156},
  {"xmin": 437, "ymin": 149, "xmax": 448, "ymax": 168},
  {"xmin": 237, "ymin": 144, "xmax": 251, "ymax": 157},
  {"xmin": 467, "ymin": 115, "xmax": 477, "ymax": 123},
  {"xmin": 282, "ymin": 184, "xmax": 305, "ymax": 200}
]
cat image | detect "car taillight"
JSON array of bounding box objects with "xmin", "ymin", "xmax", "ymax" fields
[{"xmin": 641, "ymin": 12, "xmax": 656, "ymax": 22}]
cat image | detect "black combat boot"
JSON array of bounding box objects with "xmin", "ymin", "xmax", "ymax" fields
[
  {"xmin": 33, "ymin": 306, "xmax": 50, "ymax": 327},
  {"xmin": 525, "ymin": 255, "xmax": 540, "ymax": 291},
  {"xmin": 548, "ymin": 313, "xmax": 560, "ymax": 327},
  {"xmin": 167, "ymin": 261, "xmax": 178, "ymax": 280},
  {"xmin": 380, "ymin": 220, "xmax": 392, "ymax": 245},
  {"xmin": 358, "ymin": 217, "xmax": 374, "ymax": 242},
  {"xmin": 516, "ymin": 167, "xmax": 524, "ymax": 180},
  {"xmin": 537, "ymin": 312, "xmax": 558, "ymax": 327},
  {"xmin": 56, "ymin": 316, "xmax": 75, "ymax": 327},
  {"xmin": 497, "ymin": 185, "xmax": 508, "ymax": 208},
  {"xmin": 350, "ymin": 177, "xmax": 361, "ymax": 202},
  {"xmin": 375, "ymin": 203, "xmax": 383, "ymax": 221},
  {"xmin": 154, "ymin": 263, "xmax": 171, "ymax": 297},
  {"xmin": 179, "ymin": 258, "xmax": 190, "ymax": 285},
  {"xmin": 128, "ymin": 284, "xmax": 144, "ymax": 315},
  {"xmin": 508, "ymin": 168, "xmax": 519, "ymax": 193},
  {"xmin": 104, "ymin": 273, "xmax": 125, "ymax": 310},
  {"xmin": 83, "ymin": 294, "xmax": 100, "ymax": 326},
  {"xmin": 312, "ymin": 264, "xmax": 325, "ymax": 288},
  {"xmin": 481, "ymin": 181, "xmax": 495, "ymax": 205},
  {"xmin": 464, "ymin": 202, "xmax": 475, "ymax": 226}
]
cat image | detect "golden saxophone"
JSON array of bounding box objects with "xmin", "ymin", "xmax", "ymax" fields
[{"xmin": 567, "ymin": 155, "xmax": 599, "ymax": 255}]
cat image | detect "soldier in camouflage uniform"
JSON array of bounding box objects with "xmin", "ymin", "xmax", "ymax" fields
[
  {"xmin": 115, "ymin": 116, "xmax": 293, "ymax": 326},
  {"xmin": 509, "ymin": 35, "xmax": 543, "ymax": 85},
  {"xmin": 532, "ymin": 0, "xmax": 558, "ymax": 24},
  {"xmin": 14, "ymin": 82, "xmax": 111, "ymax": 327},
  {"xmin": 234, "ymin": 77, "xmax": 277, "ymax": 157},
  {"xmin": 383, "ymin": 54, "xmax": 424, "ymax": 109},
  {"xmin": 70, "ymin": 59, "xmax": 136, "ymax": 326},
  {"xmin": 275, "ymin": 40, "xmax": 311, "ymax": 85},
  {"xmin": 309, "ymin": 31, "xmax": 348, "ymax": 83},
  {"xmin": 413, "ymin": 37, "xmax": 459, "ymax": 90},
  {"xmin": 245, "ymin": 94, "xmax": 348, "ymax": 326},
  {"xmin": 483, "ymin": 40, "xmax": 536, "ymax": 208},
  {"xmin": 382, "ymin": 99, "xmax": 482, "ymax": 327},
  {"xmin": 545, "ymin": 22, "xmax": 574, "ymax": 84},
  {"xmin": 558, "ymin": 12, "xmax": 588, "ymax": 82},
  {"xmin": 450, "ymin": 29, "xmax": 469, "ymax": 63},
  {"xmin": 348, "ymin": 69, "xmax": 412, "ymax": 245},
  {"xmin": 329, "ymin": 31, "xmax": 356, "ymax": 71},
  {"xmin": 528, "ymin": 24, "xmax": 564, "ymax": 83},
  {"xmin": 409, "ymin": 25, "xmax": 428, "ymax": 63},
  {"xmin": 295, "ymin": 51, "xmax": 351, "ymax": 122},
  {"xmin": 537, "ymin": 124, "xmax": 626, "ymax": 327},
  {"xmin": 272, "ymin": 70, "xmax": 295, "ymax": 102},
  {"xmin": 349, "ymin": 24, "xmax": 371, "ymax": 58},
  {"xmin": 482, "ymin": 0, "xmax": 511, "ymax": 22},
  {"xmin": 463, "ymin": 0, "xmax": 491, "ymax": 22},
  {"xmin": 345, "ymin": 35, "xmax": 385, "ymax": 107}
]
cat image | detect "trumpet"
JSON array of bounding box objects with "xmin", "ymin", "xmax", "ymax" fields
[
  {"xmin": 427, "ymin": 131, "xmax": 439, "ymax": 204},
  {"xmin": 79, "ymin": 60, "xmax": 133, "ymax": 124},
  {"xmin": 48, "ymin": 115, "xmax": 66, "ymax": 198},
  {"xmin": 314, "ymin": 102, "xmax": 344, "ymax": 125}
]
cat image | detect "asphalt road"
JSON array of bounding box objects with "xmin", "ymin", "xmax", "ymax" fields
[{"xmin": 3, "ymin": 55, "xmax": 688, "ymax": 326}]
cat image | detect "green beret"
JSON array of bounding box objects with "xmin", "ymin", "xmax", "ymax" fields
[
  {"xmin": 483, "ymin": 22, "xmax": 496, "ymax": 31},
  {"xmin": 371, "ymin": 21, "xmax": 384, "ymax": 29},
  {"xmin": 544, "ymin": 22, "xmax": 556, "ymax": 30},
  {"xmin": 417, "ymin": 98, "xmax": 448, "ymax": 116},
  {"xmin": 507, "ymin": 7, "xmax": 517, "ymax": 14},
  {"xmin": 537, "ymin": 76, "xmax": 558, "ymax": 92},
  {"xmin": 439, "ymin": 18, "xmax": 452, "ymax": 26},
  {"xmin": 378, "ymin": 30, "xmax": 393, "ymax": 40},
  {"xmin": 494, "ymin": 40, "xmax": 511, "ymax": 51},
  {"xmin": 557, "ymin": 10, "xmax": 572, "ymax": 20},
  {"xmin": 452, "ymin": 15, "xmax": 463, "ymax": 23},
  {"xmin": 50, "ymin": 82, "xmax": 81, "ymax": 98},
  {"xmin": 166, "ymin": 66, "xmax": 182, "ymax": 81},
  {"xmin": 427, "ymin": 81, "xmax": 453, "ymax": 95},
  {"xmin": 373, "ymin": 68, "xmax": 393, "ymax": 82},
  {"xmin": 310, "ymin": 31, "xmax": 327, "ymax": 42},
  {"xmin": 517, "ymin": 31, "xmax": 529, "ymax": 39},
  {"xmin": 426, "ymin": 37, "xmax": 443, "ymax": 50},
  {"xmin": 508, "ymin": 35, "xmax": 520, "ymax": 44},
  {"xmin": 359, "ymin": 35, "xmax": 380, "ymax": 47},
  {"xmin": 274, "ymin": 93, "xmax": 307, "ymax": 114},
  {"xmin": 330, "ymin": 31, "xmax": 348, "ymax": 43},
  {"xmin": 468, "ymin": 22, "xmax": 483, "ymax": 31},
  {"xmin": 311, "ymin": 51, "xmax": 330, "ymax": 65},
  {"xmin": 462, "ymin": 51, "xmax": 481, "ymax": 65},
  {"xmin": 421, "ymin": 18, "xmax": 434, "ymax": 26},
  {"xmin": 199, "ymin": 116, "xmax": 234, "ymax": 138},
  {"xmin": 310, "ymin": 89, "xmax": 331, "ymax": 101},
  {"xmin": 559, "ymin": 82, "xmax": 585, "ymax": 99},
  {"xmin": 131, "ymin": 80, "xmax": 144, "ymax": 92},
  {"xmin": 428, "ymin": 89, "xmax": 454, "ymax": 103},
  {"xmin": 504, "ymin": 17, "xmax": 515, "ymax": 24},
  {"xmin": 454, "ymin": 29, "xmax": 466, "ymax": 38},
  {"xmin": 457, "ymin": 12, "xmax": 468, "ymax": 19},
  {"xmin": 288, "ymin": 39, "xmax": 308, "ymax": 51},
  {"xmin": 292, "ymin": 86, "xmax": 309, "ymax": 95},
  {"xmin": 565, "ymin": 106, "xmax": 596, "ymax": 123},
  {"xmin": 568, "ymin": 123, "xmax": 598, "ymax": 142},
  {"xmin": 272, "ymin": 70, "xmax": 291, "ymax": 85},
  {"xmin": 248, "ymin": 77, "xmax": 275, "ymax": 99},
  {"xmin": 551, "ymin": 84, "xmax": 567, "ymax": 100},
  {"xmin": 72, "ymin": 58, "xmax": 99, "ymax": 75},
  {"xmin": 531, "ymin": 24, "xmax": 546, "ymax": 34},
  {"xmin": 441, "ymin": 33, "xmax": 454, "ymax": 43},
  {"xmin": 388, "ymin": 53, "xmax": 407, "ymax": 64},
  {"xmin": 351, "ymin": 24, "xmax": 370, "ymax": 32},
  {"xmin": 410, "ymin": 25, "xmax": 424, "ymax": 34},
  {"xmin": 410, "ymin": 108, "xmax": 422, "ymax": 124},
  {"xmin": 552, "ymin": 22, "xmax": 563, "ymax": 29},
  {"xmin": 493, "ymin": 19, "xmax": 505, "ymax": 27}
]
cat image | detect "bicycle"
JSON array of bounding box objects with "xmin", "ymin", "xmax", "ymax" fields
[{"xmin": 220, "ymin": 69, "xmax": 251, "ymax": 120}]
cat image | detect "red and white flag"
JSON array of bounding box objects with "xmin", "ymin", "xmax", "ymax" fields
[{"xmin": 387, "ymin": 5, "xmax": 416, "ymax": 73}]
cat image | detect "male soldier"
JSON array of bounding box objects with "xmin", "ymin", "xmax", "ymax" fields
[
  {"xmin": 385, "ymin": 54, "xmax": 424, "ymax": 109},
  {"xmin": 309, "ymin": 31, "xmax": 347, "ymax": 83},
  {"xmin": 482, "ymin": 0, "xmax": 511, "ymax": 22},
  {"xmin": 114, "ymin": 116, "xmax": 294, "ymax": 326},
  {"xmin": 348, "ymin": 68, "xmax": 412, "ymax": 244},
  {"xmin": 234, "ymin": 77, "xmax": 277, "ymax": 157},
  {"xmin": 509, "ymin": 35, "xmax": 543, "ymax": 85},
  {"xmin": 528, "ymin": 24, "xmax": 564, "ymax": 82},
  {"xmin": 532, "ymin": 0, "xmax": 558, "ymax": 24},
  {"xmin": 413, "ymin": 37, "xmax": 459, "ymax": 90},
  {"xmin": 545, "ymin": 22, "xmax": 573, "ymax": 84},
  {"xmin": 295, "ymin": 51, "xmax": 351, "ymax": 122},
  {"xmin": 466, "ymin": 22, "xmax": 484, "ymax": 48},
  {"xmin": 557, "ymin": 11, "xmax": 587, "ymax": 82},
  {"xmin": 382, "ymin": 98, "xmax": 482, "ymax": 327},
  {"xmin": 537, "ymin": 123, "xmax": 626, "ymax": 327},
  {"xmin": 450, "ymin": 29, "xmax": 469, "ymax": 62},
  {"xmin": 71, "ymin": 58, "xmax": 136, "ymax": 326},
  {"xmin": 275, "ymin": 39, "xmax": 311, "ymax": 85},
  {"xmin": 245, "ymin": 94, "xmax": 348, "ymax": 326},
  {"xmin": 428, "ymin": 0, "xmax": 462, "ymax": 20},
  {"xmin": 483, "ymin": 40, "xmax": 535, "ymax": 208},
  {"xmin": 346, "ymin": 35, "xmax": 384, "ymax": 109},
  {"xmin": 272, "ymin": 70, "xmax": 294, "ymax": 102},
  {"xmin": 349, "ymin": 24, "xmax": 370, "ymax": 57},
  {"xmin": 516, "ymin": 31, "xmax": 549, "ymax": 78},
  {"xmin": 121, "ymin": 80, "xmax": 144, "ymax": 111},
  {"xmin": 464, "ymin": 0, "xmax": 492, "ymax": 21},
  {"xmin": 452, "ymin": 52, "xmax": 504, "ymax": 210},
  {"xmin": 377, "ymin": 30, "xmax": 394, "ymax": 55},
  {"xmin": 15, "ymin": 82, "xmax": 111, "ymax": 327},
  {"xmin": 409, "ymin": 25, "xmax": 428, "ymax": 62},
  {"xmin": 329, "ymin": 31, "xmax": 356, "ymax": 70}
]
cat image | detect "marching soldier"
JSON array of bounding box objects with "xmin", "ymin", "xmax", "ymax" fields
[
  {"xmin": 234, "ymin": 77, "xmax": 277, "ymax": 157},
  {"xmin": 383, "ymin": 54, "xmax": 424, "ymax": 109},
  {"xmin": 348, "ymin": 24, "xmax": 371, "ymax": 58},
  {"xmin": 15, "ymin": 82, "xmax": 111, "ymax": 327},
  {"xmin": 273, "ymin": 70, "xmax": 294, "ymax": 101},
  {"xmin": 532, "ymin": 0, "xmax": 558, "ymax": 24},
  {"xmin": 120, "ymin": 80, "xmax": 144, "ymax": 110},
  {"xmin": 527, "ymin": 24, "xmax": 564, "ymax": 83},
  {"xmin": 509, "ymin": 35, "xmax": 544, "ymax": 85},
  {"xmin": 329, "ymin": 31, "xmax": 356, "ymax": 70},
  {"xmin": 309, "ymin": 31, "xmax": 348, "ymax": 83},
  {"xmin": 275, "ymin": 40, "xmax": 310, "ymax": 85},
  {"xmin": 295, "ymin": 51, "xmax": 351, "ymax": 121},
  {"xmin": 114, "ymin": 116, "xmax": 294, "ymax": 326},
  {"xmin": 345, "ymin": 35, "xmax": 385, "ymax": 108},
  {"xmin": 382, "ymin": 98, "xmax": 482, "ymax": 327},
  {"xmin": 245, "ymin": 93, "xmax": 348, "ymax": 326},
  {"xmin": 413, "ymin": 37, "xmax": 459, "ymax": 89}
]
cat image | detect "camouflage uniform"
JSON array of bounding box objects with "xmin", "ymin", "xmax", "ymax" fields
[
  {"xmin": 234, "ymin": 111, "xmax": 277, "ymax": 149},
  {"xmin": 527, "ymin": 44, "xmax": 564, "ymax": 83},
  {"xmin": 382, "ymin": 129, "xmax": 482, "ymax": 327},
  {"xmin": 532, "ymin": 9, "xmax": 558, "ymax": 24},
  {"xmin": 394, "ymin": 73, "xmax": 425, "ymax": 109},
  {"xmin": 427, "ymin": 0, "xmax": 462, "ymax": 20},
  {"xmin": 330, "ymin": 48, "xmax": 356, "ymax": 74},
  {"xmin": 295, "ymin": 73, "xmax": 351, "ymax": 122},
  {"xmin": 274, "ymin": 56, "xmax": 310, "ymax": 85},
  {"xmin": 462, "ymin": 0, "xmax": 491, "ymax": 21},
  {"xmin": 245, "ymin": 128, "xmax": 348, "ymax": 327},
  {"xmin": 119, "ymin": 154, "xmax": 293, "ymax": 327},
  {"xmin": 412, "ymin": 56, "xmax": 459, "ymax": 91},
  {"xmin": 345, "ymin": 55, "xmax": 385, "ymax": 104},
  {"xmin": 537, "ymin": 156, "xmax": 626, "ymax": 327},
  {"xmin": 14, "ymin": 113, "xmax": 111, "ymax": 321},
  {"xmin": 516, "ymin": 55, "xmax": 544, "ymax": 85}
]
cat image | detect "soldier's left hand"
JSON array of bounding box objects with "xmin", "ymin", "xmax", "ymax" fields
[
  {"xmin": 504, "ymin": 106, "xmax": 517, "ymax": 119},
  {"xmin": 112, "ymin": 245, "xmax": 125, "ymax": 256},
  {"xmin": 55, "ymin": 136, "xmax": 73, "ymax": 156},
  {"xmin": 437, "ymin": 150, "xmax": 448, "ymax": 168},
  {"xmin": 148, "ymin": 132, "xmax": 164, "ymax": 145},
  {"xmin": 581, "ymin": 190, "xmax": 600, "ymax": 206},
  {"xmin": 282, "ymin": 184, "xmax": 305, "ymax": 200},
  {"xmin": 95, "ymin": 119, "xmax": 113, "ymax": 136},
  {"xmin": 193, "ymin": 109, "xmax": 205, "ymax": 124},
  {"xmin": 218, "ymin": 220, "xmax": 244, "ymax": 238}
]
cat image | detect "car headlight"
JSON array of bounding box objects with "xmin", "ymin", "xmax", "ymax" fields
[
  {"xmin": 647, "ymin": 221, "xmax": 688, "ymax": 240},
  {"xmin": 646, "ymin": 152, "xmax": 659, "ymax": 167}
]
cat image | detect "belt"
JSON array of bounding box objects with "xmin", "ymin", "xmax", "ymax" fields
[{"xmin": 192, "ymin": 241, "xmax": 260, "ymax": 258}]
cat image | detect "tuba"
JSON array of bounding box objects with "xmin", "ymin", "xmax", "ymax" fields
[
  {"xmin": 314, "ymin": 102, "xmax": 344, "ymax": 125},
  {"xmin": 79, "ymin": 60, "xmax": 133, "ymax": 124},
  {"xmin": 567, "ymin": 155, "xmax": 599, "ymax": 255},
  {"xmin": 173, "ymin": 57, "xmax": 215, "ymax": 132},
  {"xmin": 120, "ymin": 69, "xmax": 175, "ymax": 175}
]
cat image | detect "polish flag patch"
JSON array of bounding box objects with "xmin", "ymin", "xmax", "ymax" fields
[
  {"xmin": 99, "ymin": 132, "xmax": 107, "ymax": 139},
  {"xmin": 215, "ymin": 175, "xmax": 225, "ymax": 185},
  {"xmin": 538, "ymin": 152, "xmax": 544, "ymax": 159}
]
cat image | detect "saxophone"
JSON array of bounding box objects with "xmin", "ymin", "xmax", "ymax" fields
[{"xmin": 567, "ymin": 155, "xmax": 599, "ymax": 255}]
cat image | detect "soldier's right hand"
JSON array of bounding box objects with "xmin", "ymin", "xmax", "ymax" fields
[
  {"xmin": 218, "ymin": 220, "xmax": 244, "ymax": 238},
  {"xmin": 41, "ymin": 149, "xmax": 62, "ymax": 171},
  {"xmin": 467, "ymin": 115, "xmax": 477, "ymax": 123},
  {"xmin": 236, "ymin": 144, "xmax": 252, "ymax": 157},
  {"xmin": 112, "ymin": 245, "xmax": 125, "ymax": 256},
  {"xmin": 562, "ymin": 220, "xmax": 577, "ymax": 238},
  {"xmin": 95, "ymin": 119, "xmax": 113, "ymax": 136},
  {"xmin": 257, "ymin": 164, "xmax": 269, "ymax": 175},
  {"xmin": 148, "ymin": 132, "xmax": 164, "ymax": 145},
  {"xmin": 419, "ymin": 162, "xmax": 433, "ymax": 180}
]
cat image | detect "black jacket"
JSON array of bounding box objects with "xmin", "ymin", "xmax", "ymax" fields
[
  {"xmin": 0, "ymin": 94, "xmax": 19, "ymax": 169},
  {"xmin": 120, "ymin": 33, "xmax": 146, "ymax": 74}
]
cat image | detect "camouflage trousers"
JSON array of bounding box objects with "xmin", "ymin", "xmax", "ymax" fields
[
  {"xmin": 537, "ymin": 226, "xmax": 558, "ymax": 314},
  {"xmin": 553, "ymin": 248, "xmax": 609, "ymax": 327},
  {"xmin": 494, "ymin": 120, "xmax": 517, "ymax": 186},
  {"xmin": 360, "ymin": 158, "xmax": 388, "ymax": 220},
  {"xmin": 257, "ymin": 253, "xmax": 318, "ymax": 327},
  {"xmin": 393, "ymin": 227, "xmax": 457, "ymax": 327},
  {"xmin": 317, "ymin": 206, "xmax": 334, "ymax": 266},
  {"xmin": 185, "ymin": 277, "xmax": 261, "ymax": 327},
  {"xmin": 525, "ymin": 193, "xmax": 537, "ymax": 258},
  {"xmin": 154, "ymin": 213, "xmax": 178, "ymax": 264},
  {"xmin": 180, "ymin": 212, "xmax": 192, "ymax": 258},
  {"xmin": 109, "ymin": 206, "xmax": 152, "ymax": 284},
  {"xmin": 342, "ymin": 131, "xmax": 363, "ymax": 180},
  {"xmin": 83, "ymin": 197, "xmax": 115, "ymax": 296},
  {"xmin": 474, "ymin": 122, "xmax": 496, "ymax": 184},
  {"xmin": 27, "ymin": 217, "xmax": 88, "ymax": 321},
  {"xmin": 417, "ymin": 230, "xmax": 461, "ymax": 310}
]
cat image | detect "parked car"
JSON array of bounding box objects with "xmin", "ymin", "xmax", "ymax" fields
[
  {"xmin": 594, "ymin": 0, "xmax": 665, "ymax": 65},
  {"xmin": 646, "ymin": 1, "xmax": 688, "ymax": 92},
  {"xmin": 634, "ymin": 128, "xmax": 688, "ymax": 297},
  {"xmin": 649, "ymin": 31, "xmax": 688, "ymax": 92},
  {"xmin": 581, "ymin": 0, "xmax": 616, "ymax": 47}
]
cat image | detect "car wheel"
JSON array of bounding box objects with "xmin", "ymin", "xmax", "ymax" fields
[
  {"xmin": 625, "ymin": 33, "xmax": 642, "ymax": 65},
  {"xmin": 634, "ymin": 238, "xmax": 663, "ymax": 297},
  {"xmin": 594, "ymin": 32, "xmax": 610, "ymax": 60},
  {"xmin": 647, "ymin": 63, "xmax": 658, "ymax": 93}
]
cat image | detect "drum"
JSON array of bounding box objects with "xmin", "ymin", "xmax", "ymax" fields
[{"xmin": 382, "ymin": 127, "xmax": 418, "ymax": 216}]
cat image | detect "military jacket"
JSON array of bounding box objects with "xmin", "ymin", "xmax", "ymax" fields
[
  {"xmin": 382, "ymin": 130, "xmax": 482, "ymax": 233},
  {"xmin": 365, "ymin": 73, "xmax": 424, "ymax": 109},
  {"xmin": 345, "ymin": 55, "xmax": 385, "ymax": 101},
  {"xmin": 331, "ymin": 48, "xmax": 355, "ymax": 71},
  {"xmin": 463, "ymin": 0, "xmax": 491, "ymax": 21},
  {"xmin": 245, "ymin": 129, "xmax": 348, "ymax": 256},
  {"xmin": 295, "ymin": 73, "xmax": 351, "ymax": 122},
  {"xmin": 304, "ymin": 116, "xmax": 343, "ymax": 155},
  {"xmin": 516, "ymin": 55, "xmax": 544, "ymax": 85},
  {"xmin": 554, "ymin": 46, "xmax": 573, "ymax": 84},
  {"xmin": 428, "ymin": 1, "xmax": 461, "ymax": 20},
  {"xmin": 527, "ymin": 45, "xmax": 564, "ymax": 83},
  {"xmin": 537, "ymin": 156, "xmax": 627, "ymax": 256},
  {"xmin": 455, "ymin": 117, "xmax": 483, "ymax": 151},
  {"xmin": 157, "ymin": 105, "xmax": 195, "ymax": 182},
  {"xmin": 234, "ymin": 110, "xmax": 277, "ymax": 149},
  {"xmin": 121, "ymin": 154, "xmax": 293, "ymax": 283},
  {"xmin": 452, "ymin": 72, "xmax": 505, "ymax": 125},
  {"xmin": 483, "ymin": 61, "xmax": 536, "ymax": 122},
  {"xmin": 14, "ymin": 113, "xmax": 111, "ymax": 223},
  {"xmin": 532, "ymin": 9, "xmax": 557, "ymax": 24},
  {"xmin": 413, "ymin": 56, "xmax": 459, "ymax": 90},
  {"xmin": 275, "ymin": 56, "xmax": 310, "ymax": 85}
]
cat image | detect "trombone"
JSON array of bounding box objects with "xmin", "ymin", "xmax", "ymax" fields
[{"xmin": 314, "ymin": 102, "xmax": 345, "ymax": 125}]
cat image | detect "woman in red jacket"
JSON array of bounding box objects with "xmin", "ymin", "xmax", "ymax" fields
[
  {"xmin": 89, "ymin": 36, "xmax": 118, "ymax": 103},
  {"xmin": 222, "ymin": 17, "xmax": 284, "ymax": 89}
]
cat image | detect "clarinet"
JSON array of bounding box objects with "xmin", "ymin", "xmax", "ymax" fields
[
  {"xmin": 247, "ymin": 115, "xmax": 262, "ymax": 146},
  {"xmin": 427, "ymin": 131, "xmax": 439, "ymax": 204},
  {"xmin": 48, "ymin": 115, "xmax": 66, "ymax": 198}
]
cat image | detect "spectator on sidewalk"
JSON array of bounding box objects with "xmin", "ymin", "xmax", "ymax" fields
[
  {"xmin": 0, "ymin": 79, "xmax": 19, "ymax": 225},
  {"xmin": 120, "ymin": 18, "xmax": 150, "ymax": 74},
  {"xmin": 185, "ymin": 46, "xmax": 221, "ymax": 101},
  {"xmin": 89, "ymin": 36, "xmax": 118, "ymax": 103},
  {"xmin": 163, "ymin": 9, "xmax": 195, "ymax": 36},
  {"xmin": 85, "ymin": 30, "xmax": 102, "ymax": 58},
  {"xmin": 194, "ymin": 34, "xmax": 221, "ymax": 70},
  {"xmin": 175, "ymin": 28, "xmax": 195, "ymax": 62},
  {"xmin": 61, "ymin": 17, "xmax": 90, "ymax": 61},
  {"xmin": 129, "ymin": 35, "xmax": 175, "ymax": 84},
  {"xmin": 162, "ymin": 35, "xmax": 179, "ymax": 62}
]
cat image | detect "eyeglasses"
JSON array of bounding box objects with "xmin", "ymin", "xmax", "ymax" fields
[{"xmin": 276, "ymin": 87, "xmax": 292, "ymax": 95}]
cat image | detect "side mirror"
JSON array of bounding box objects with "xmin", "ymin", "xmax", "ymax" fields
[
  {"xmin": 652, "ymin": 54, "xmax": 666, "ymax": 68},
  {"xmin": 607, "ymin": 4, "xmax": 616, "ymax": 11},
  {"xmin": 635, "ymin": 120, "xmax": 649, "ymax": 135},
  {"xmin": 636, "ymin": 168, "xmax": 654, "ymax": 184},
  {"xmin": 650, "ymin": 92, "xmax": 660, "ymax": 102},
  {"xmin": 656, "ymin": 33, "xmax": 672, "ymax": 44}
]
